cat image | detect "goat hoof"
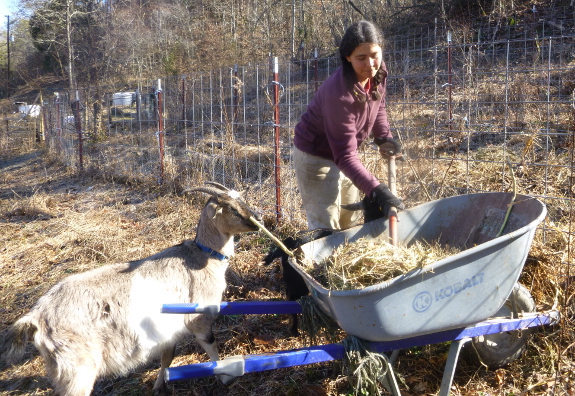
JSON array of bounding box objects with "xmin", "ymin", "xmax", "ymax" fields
[{"xmin": 153, "ymin": 382, "xmax": 168, "ymax": 396}]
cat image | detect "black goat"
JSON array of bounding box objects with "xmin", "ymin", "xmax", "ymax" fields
[{"xmin": 262, "ymin": 196, "xmax": 386, "ymax": 336}]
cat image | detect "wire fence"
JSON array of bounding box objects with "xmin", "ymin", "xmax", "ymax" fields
[{"xmin": 2, "ymin": 17, "xmax": 574, "ymax": 231}]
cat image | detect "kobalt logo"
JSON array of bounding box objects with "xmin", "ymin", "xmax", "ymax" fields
[
  {"xmin": 413, "ymin": 292, "xmax": 432, "ymax": 312},
  {"xmin": 412, "ymin": 272, "xmax": 485, "ymax": 313},
  {"xmin": 435, "ymin": 272, "xmax": 485, "ymax": 301}
]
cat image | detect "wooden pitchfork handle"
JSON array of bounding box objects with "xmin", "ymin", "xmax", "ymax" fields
[{"xmin": 388, "ymin": 156, "xmax": 398, "ymax": 246}]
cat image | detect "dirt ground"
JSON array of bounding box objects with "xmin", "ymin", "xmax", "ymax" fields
[{"xmin": 0, "ymin": 149, "xmax": 572, "ymax": 395}]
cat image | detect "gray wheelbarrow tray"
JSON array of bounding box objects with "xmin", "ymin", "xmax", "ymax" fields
[{"xmin": 288, "ymin": 192, "xmax": 547, "ymax": 342}]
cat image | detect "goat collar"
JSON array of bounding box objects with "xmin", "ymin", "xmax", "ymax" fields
[{"xmin": 195, "ymin": 241, "xmax": 230, "ymax": 261}]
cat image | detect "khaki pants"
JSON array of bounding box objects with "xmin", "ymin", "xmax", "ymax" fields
[{"xmin": 293, "ymin": 147, "xmax": 361, "ymax": 230}]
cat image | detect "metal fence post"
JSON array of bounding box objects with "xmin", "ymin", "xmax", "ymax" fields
[
  {"xmin": 55, "ymin": 92, "xmax": 62, "ymax": 139},
  {"xmin": 233, "ymin": 64, "xmax": 239, "ymax": 125},
  {"xmin": 136, "ymin": 84, "xmax": 142, "ymax": 132},
  {"xmin": 314, "ymin": 49, "xmax": 319, "ymax": 92},
  {"xmin": 73, "ymin": 90, "xmax": 84, "ymax": 171},
  {"xmin": 273, "ymin": 57, "xmax": 282, "ymax": 223},
  {"xmin": 181, "ymin": 76, "xmax": 187, "ymax": 149},
  {"xmin": 447, "ymin": 31, "xmax": 453, "ymax": 131},
  {"xmin": 55, "ymin": 93, "xmax": 61, "ymax": 153},
  {"xmin": 39, "ymin": 91, "xmax": 45, "ymax": 142},
  {"xmin": 43, "ymin": 96, "xmax": 50, "ymax": 146},
  {"xmin": 181, "ymin": 76, "xmax": 186, "ymax": 124},
  {"xmin": 157, "ymin": 79, "xmax": 165, "ymax": 183},
  {"xmin": 4, "ymin": 117, "xmax": 8, "ymax": 149}
]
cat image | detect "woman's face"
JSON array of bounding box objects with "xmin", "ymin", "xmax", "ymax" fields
[{"xmin": 345, "ymin": 42, "xmax": 382, "ymax": 85}]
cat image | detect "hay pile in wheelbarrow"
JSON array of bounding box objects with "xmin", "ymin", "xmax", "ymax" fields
[{"xmin": 302, "ymin": 238, "xmax": 461, "ymax": 291}]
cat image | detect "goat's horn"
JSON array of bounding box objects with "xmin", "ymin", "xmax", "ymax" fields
[
  {"xmin": 204, "ymin": 181, "xmax": 229, "ymax": 191},
  {"xmin": 182, "ymin": 187, "xmax": 223, "ymax": 197}
]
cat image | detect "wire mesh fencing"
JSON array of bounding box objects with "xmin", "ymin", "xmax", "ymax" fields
[
  {"xmin": 32, "ymin": 19, "xmax": 574, "ymax": 237},
  {"xmin": 1, "ymin": 117, "xmax": 42, "ymax": 153},
  {"xmin": 1, "ymin": 12, "xmax": 575, "ymax": 390}
]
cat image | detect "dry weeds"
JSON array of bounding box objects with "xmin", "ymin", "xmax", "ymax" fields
[{"xmin": 0, "ymin": 148, "xmax": 573, "ymax": 396}]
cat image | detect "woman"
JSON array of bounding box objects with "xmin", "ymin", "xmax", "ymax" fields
[{"xmin": 293, "ymin": 20, "xmax": 404, "ymax": 230}]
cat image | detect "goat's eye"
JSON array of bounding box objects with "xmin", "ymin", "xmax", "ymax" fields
[{"xmin": 230, "ymin": 207, "xmax": 241, "ymax": 217}]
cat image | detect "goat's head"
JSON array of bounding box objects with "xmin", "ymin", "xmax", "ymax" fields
[
  {"xmin": 184, "ymin": 182, "xmax": 261, "ymax": 233},
  {"xmin": 341, "ymin": 195, "xmax": 386, "ymax": 223}
]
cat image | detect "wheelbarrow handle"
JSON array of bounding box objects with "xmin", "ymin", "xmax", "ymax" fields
[
  {"xmin": 161, "ymin": 301, "xmax": 303, "ymax": 315},
  {"xmin": 388, "ymin": 156, "xmax": 398, "ymax": 246}
]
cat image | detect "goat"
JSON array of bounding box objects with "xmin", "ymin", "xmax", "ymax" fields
[
  {"xmin": 262, "ymin": 196, "xmax": 386, "ymax": 336},
  {"xmin": 0, "ymin": 183, "xmax": 262, "ymax": 396}
]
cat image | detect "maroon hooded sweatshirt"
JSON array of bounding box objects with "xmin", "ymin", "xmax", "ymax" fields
[{"xmin": 293, "ymin": 65, "xmax": 392, "ymax": 196}]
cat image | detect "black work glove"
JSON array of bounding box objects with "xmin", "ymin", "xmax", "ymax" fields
[
  {"xmin": 374, "ymin": 136, "xmax": 402, "ymax": 158},
  {"xmin": 371, "ymin": 183, "xmax": 405, "ymax": 215}
]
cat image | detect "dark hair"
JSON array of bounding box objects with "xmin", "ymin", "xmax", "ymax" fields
[{"xmin": 339, "ymin": 20, "xmax": 386, "ymax": 99}]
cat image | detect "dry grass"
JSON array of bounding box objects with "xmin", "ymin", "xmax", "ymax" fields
[
  {"xmin": 303, "ymin": 238, "xmax": 461, "ymax": 291},
  {"xmin": 0, "ymin": 147, "xmax": 573, "ymax": 396}
]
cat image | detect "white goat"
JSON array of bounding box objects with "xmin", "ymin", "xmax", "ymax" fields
[{"xmin": 1, "ymin": 183, "xmax": 261, "ymax": 396}]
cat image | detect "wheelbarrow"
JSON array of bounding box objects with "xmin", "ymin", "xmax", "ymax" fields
[{"xmin": 161, "ymin": 192, "xmax": 559, "ymax": 395}]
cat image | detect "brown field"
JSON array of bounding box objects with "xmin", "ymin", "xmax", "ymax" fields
[{"xmin": 0, "ymin": 148, "xmax": 573, "ymax": 396}]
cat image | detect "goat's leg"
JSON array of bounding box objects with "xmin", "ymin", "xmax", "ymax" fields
[
  {"xmin": 186, "ymin": 316, "xmax": 235, "ymax": 385},
  {"xmin": 283, "ymin": 262, "xmax": 308, "ymax": 337},
  {"xmin": 287, "ymin": 313, "xmax": 299, "ymax": 337},
  {"xmin": 195, "ymin": 333, "xmax": 235, "ymax": 385},
  {"xmin": 49, "ymin": 364, "xmax": 97, "ymax": 396},
  {"xmin": 286, "ymin": 287, "xmax": 300, "ymax": 336},
  {"xmin": 153, "ymin": 343, "xmax": 176, "ymax": 396},
  {"xmin": 42, "ymin": 347, "xmax": 97, "ymax": 396}
]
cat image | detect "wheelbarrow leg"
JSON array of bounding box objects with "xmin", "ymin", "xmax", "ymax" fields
[
  {"xmin": 439, "ymin": 337, "xmax": 472, "ymax": 396},
  {"xmin": 378, "ymin": 356, "xmax": 402, "ymax": 396},
  {"xmin": 389, "ymin": 349, "xmax": 400, "ymax": 365}
]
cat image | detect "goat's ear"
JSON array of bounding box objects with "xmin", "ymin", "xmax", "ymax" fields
[
  {"xmin": 206, "ymin": 202, "xmax": 223, "ymax": 219},
  {"xmin": 212, "ymin": 206, "xmax": 223, "ymax": 219},
  {"xmin": 239, "ymin": 186, "xmax": 250, "ymax": 199}
]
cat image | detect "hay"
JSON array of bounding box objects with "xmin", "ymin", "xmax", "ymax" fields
[
  {"xmin": 297, "ymin": 295, "xmax": 342, "ymax": 345},
  {"xmin": 343, "ymin": 336, "xmax": 390, "ymax": 396},
  {"xmin": 303, "ymin": 238, "xmax": 461, "ymax": 291}
]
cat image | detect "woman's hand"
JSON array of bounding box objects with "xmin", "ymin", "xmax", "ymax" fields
[
  {"xmin": 374, "ymin": 137, "xmax": 402, "ymax": 159},
  {"xmin": 371, "ymin": 183, "xmax": 404, "ymax": 215}
]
